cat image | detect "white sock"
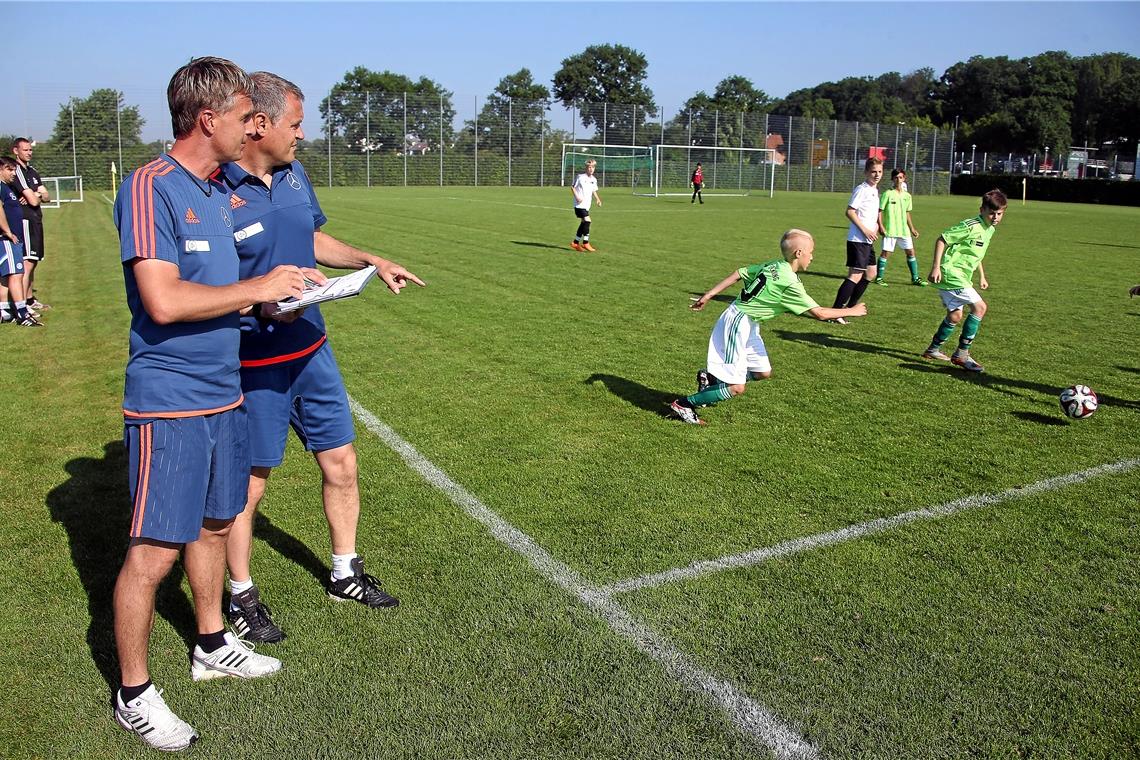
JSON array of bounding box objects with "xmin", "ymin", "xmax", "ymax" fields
[
  {"xmin": 229, "ymin": 577, "xmax": 254, "ymax": 610},
  {"xmin": 331, "ymin": 552, "xmax": 358, "ymax": 581}
]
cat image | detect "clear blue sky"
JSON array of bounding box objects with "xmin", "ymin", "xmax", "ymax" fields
[{"xmin": 8, "ymin": 1, "xmax": 1140, "ymax": 142}]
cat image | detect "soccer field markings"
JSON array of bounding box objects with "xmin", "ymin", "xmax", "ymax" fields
[
  {"xmin": 433, "ymin": 195, "xmax": 669, "ymax": 214},
  {"xmin": 599, "ymin": 458, "xmax": 1140, "ymax": 598},
  {"xmin": 348, "ymin": 395, "xmax": 819, "ymax": 760}
]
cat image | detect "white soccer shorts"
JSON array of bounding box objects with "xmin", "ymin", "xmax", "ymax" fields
[
  {"xmin": 937, "ymin": 286, "xmax": 982, "ymax": 312},
  {"xmin": 706, "ymin": 303, "xmax": 771, "ymax": 385},
  {"xmin": 881, "ymin": 236, "xmax": 914, "ymax": 252}
]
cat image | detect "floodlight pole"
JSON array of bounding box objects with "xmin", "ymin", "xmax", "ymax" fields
[
  {"xmin": 365, "ymin": 91, "xmax": 371, "ymax": 188},
  {"xmin": 69, "ymin": 99, "xmax": 78, "ymax": 177}
]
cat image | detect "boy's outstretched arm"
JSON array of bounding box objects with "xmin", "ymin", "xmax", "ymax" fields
[
  {"xmin": 807, "ymin": 302, "xmax": 868, "ymax": 321},
  {"xmin": 690, "ymin": 271, "xmax": 741, "ymax": 311}
]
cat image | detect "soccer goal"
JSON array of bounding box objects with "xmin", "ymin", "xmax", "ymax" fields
[
  {"xmin": 652, "ymin": 145, "xmax": 776, "ymax": 198},
  {"xmin": 41, "ymin": 175, "xmax": 84, "ymax": 208},
  {"xmin": 560, "ymin": 143, "xmax": 654, "ymax": 193}
]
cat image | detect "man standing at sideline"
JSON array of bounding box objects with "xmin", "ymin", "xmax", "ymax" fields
[
  {"xmin": 112, "ymin": 57, "xmax": 308, "ymax": 751},
  {"xmin": 10, "ymin": 138, "xmax": 50, "ymax": 310},
  {"xmin": 219, "ymin": 71, "xmax": 425, "ymax": 643}
]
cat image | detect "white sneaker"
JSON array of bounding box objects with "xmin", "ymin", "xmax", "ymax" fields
[
  {"xmin": 190, "ymin": 632, "xmax": 282, "ymax": 681},
  {"xmin": 831, "ymin": 317, "xmax": 849, "ymax": 325},
  {"xmin": 114, "ymin": 684, "xmax": 199, "ymax": 752}
]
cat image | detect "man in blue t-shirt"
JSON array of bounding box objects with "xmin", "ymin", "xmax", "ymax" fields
[
  {"xmin": 110, "ymin": 57, "xmax": 311, "ymax": 753},
  {"xmin": 0, "ymin": 157, "xmax": 36, "ymax": 325},
  {"xmin": 218, "ymin": 72, "xmax": 424, "ymax": 643}
]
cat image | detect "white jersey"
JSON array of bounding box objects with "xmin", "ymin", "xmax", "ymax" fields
[
  {"xmin": 846, "ymin": 181, "xmax": 879, "ymax": 243},
  {"xmin": 573, "ymin": 173, "xmax": 598, "ymax": 210}
]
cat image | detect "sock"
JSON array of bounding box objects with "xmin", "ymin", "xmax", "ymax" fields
[
  {"xmin": 930, "ymin": 316, "xmax": 956, "ymax": 348},
  {"xmin": 14, "ymin": 300, "xmax": 27, "ymax": 319},
  {"xmin": 582, "ymin": 221, "xmax": 591, "ymax": 241},
  {"xmin": 0, "ymin": 303, "xmax": 9, "ymax": 318},
  {"xmin": 877, "ymin": 257, "xmax": 887, "ymax": 277},
  {"xmin": 197, "ymin": 629, "xmax": 228, "ymax": 653},
  {"xmin": 229, "ymin": 577, "xmax": 254, "ymax": 610},
  {"xmin": 957, "ymin": 313, "xmax": 982, "ymax": 352},
  {"xmin": 847, "ymin": 278, "xmax": 870, "ymax": 307},
  {"xmin": 331, "ymin": 552, "xmax": 359, "ymax": 581},
  {"xmin": 906, "ymin": 255, "xmax": 920, "ymax": 280},
  {"xmin": 119, "ymin": 680, "xmax": 153, "ymax": 704},
  {"xmin": 685, "ymin": 381, "xmax": 733, "ymax": 408},
  {"xmin": 833, "ymin": 279, "xmax": 857, "ymax": 309}
]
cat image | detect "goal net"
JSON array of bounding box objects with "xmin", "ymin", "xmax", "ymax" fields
[
  {"xmin": 41, "ymin": 176, "xmax": 85, "ymax": 208},
  {"xmin": 561, "ymin": 143, "xmax": 654, "ymax": 193},
  {"xmin": 652, "ymin": 145, "xmax": 775, "ymax": 197}
]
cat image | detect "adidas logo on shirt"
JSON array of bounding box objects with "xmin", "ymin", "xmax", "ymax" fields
[
  {"xmin": 184, "ymin": 208, "xmax": 200, "ymax": 224},
  {"xmin": 230, "ymin": 194, "xmax": 247, "ymax": 209}
]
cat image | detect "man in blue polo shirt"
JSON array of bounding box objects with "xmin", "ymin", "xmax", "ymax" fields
[
  {"xmin": 0, "ymin": 157, "xmax": 36, "ymax": 326},
  {"xmin": 219, "ymin": 71, "xmax": 424, "ymax": 643},
  {"xmin": 110, "ymin": 57, "xmax": 310, "ymax": 752}
]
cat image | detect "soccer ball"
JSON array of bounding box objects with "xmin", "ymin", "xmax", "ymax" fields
[{"xmin": 1059, "ymin": 385, "xmax": 1098, "ymax": 419}]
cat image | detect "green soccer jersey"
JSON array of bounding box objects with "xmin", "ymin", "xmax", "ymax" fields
[
  {"xmin": 732, "ymin": 258, "xmax": 819, "ymax": 322},
  {"xmin": 935, "ymin": 215, "xmax": 996, "ymax": 290},
  {"xmin": 879, "ymin": 188, "xmax": 912, "ymax": 238}
]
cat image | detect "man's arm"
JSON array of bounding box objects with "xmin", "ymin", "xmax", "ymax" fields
[
  {"xmin": 876, "ymin": 208, "xmax": 886, "ymax": 236},
  {"xmin": 847, "ymin": 207, "xmax": 876, "ymax": 241},
  {"xmin": 690, "ymin": 271, "xmax": 741, "ymax": 311},
  {"xmin": 806, "ymin": 302, "xmax": 868, "ymax": 321},
  {"xmin": 313, "ymin": 230, "xmax": 425, "ymax": 295},
  {"xmin": 0, "ymin": 214, "xmax": 17, "ymax": 242},
  {"xmin": 593, "ymin": 190, "xmax": 602, "ymax": 206},
  {"xmin": 132, "ymin": 258, "xmax": 306, "ymax": 325},
  {"xmin": 928, "ymin": 237, "xmax": 947, "ymax": 282},
  {"xmin": 977, "ymin": 261, "xmax": 988, "ymax": 290},
  {"xmin": 906, "ymin": 211, "xmax": 919, "ymax": 238},
  {"xmin": 14, "ymin": 168, "xmax": 43, "ymax": 206}
]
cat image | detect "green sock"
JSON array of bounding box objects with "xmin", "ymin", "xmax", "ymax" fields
[
  {"xmin": 877, "ymin": 257, "xmax": 887, "ymax": 277},
  {"xmin": 906, "ymin": 256, "xmax": 919, "ymax": 280},
  {"xmin": 931, "ymin": 316, "xmax": 956, "ymax": 348},
  {"xmin": 958, "ymin": 313, "xmax": 982, "ymax": 352},
  {"xmin": 686, "ymin": 382, "xmax": 733, "ymax": 408}
]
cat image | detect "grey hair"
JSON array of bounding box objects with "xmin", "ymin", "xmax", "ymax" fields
[
  {"xmin": 250, "ymin": 71, "xmax": 305, "ymax": 124},
  {"xmin": 167, "ymin": 56, "xmax": 253, "ymax": 139}
]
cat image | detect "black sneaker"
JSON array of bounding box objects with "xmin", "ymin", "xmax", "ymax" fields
[
  {"xmin": 328, "ymin": 557, "xmax": 399, "ymax": 608},
  {"xmin": 16, "ymin": 313, "xmax": 43, "ymax": 327},
  {"xmin": 696, "ymin": 369, "xmax": 712, "ymax": 393},
  {"xmin": 226, "ymin": 586, "xmax": 286, "ymax": 643}
]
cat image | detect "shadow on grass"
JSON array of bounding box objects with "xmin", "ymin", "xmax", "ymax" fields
[
  {"xmin": 510, "ymin": 240, "xmax": 568, "ymax": 251},
  {"xmin": 899, "ymin": 362, "xmax": 1140, "ymax": 411},
  {"xmin": 773, "ymin": 329, "xmax": 921, "ymax": 363},
  {"xmin": 800, "ymin": 270, "xmax": 849, "ymax": 281},
  {"xmin": 1011, "ymin": 411, "xmax": 1068, "ymax": 426},
  {"xmin": 1116, "ymin": 365, "xmax": 1140, "ymax": 376},
  {"xmin": 46, "ymin": 441, "xmax": 197, "ymax": 692},
  {"xmin": 585, "ymin": 373, "xmax": 676, "ymax": 418},
  {"xmin": 253, "ymin": 511, "xmax": 329, "ymax": 585},
  {"xmin": 1075, "ymin": 240, "xmax": 1140, "ymax": 250}
]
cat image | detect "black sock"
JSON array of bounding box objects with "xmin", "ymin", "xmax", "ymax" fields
[
  {"xmin": 575, "ymin": 221, "xmax": 588, "ymax": 239},
  {"xmin": 120, "ymin": 679, "xmax": 153, "ymax": 703},
  {"xmin": 197, "ymin": 629, "xmax": 228, "ymax": 653},
  {"xmin": 833, "ymin": 279, "xmax": 857, "ymax": 309},
  {"xmin": 847, "ymin": 278, "xmax": 870, "ymax": 307}
]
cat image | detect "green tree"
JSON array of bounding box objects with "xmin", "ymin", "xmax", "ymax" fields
[
  {"xmin": 320, "ymin": 67, "xmax": 455, "ymax": 155},
  {"xmin": 552, "ymin": 44, "xmax": 657, "ymax": 144},
  {"xmin": 463, "ymin": 69, "xmax": 550, "ymax": 155},
  {"xmin": 51, "ymin": 88, "xmax": 144, "ymax": 152}
]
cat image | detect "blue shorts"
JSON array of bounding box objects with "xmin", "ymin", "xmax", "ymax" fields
[
  {"xmin": 240, "ymin": 341, "xmax": 355, "ymax": 468},
  {"xmin": 0, "ymin": 240, "xmax": 25, "ymax": 277},
  {"xmin": 124, "ymin": 406, "xmax": 250, "ymax": 544}
]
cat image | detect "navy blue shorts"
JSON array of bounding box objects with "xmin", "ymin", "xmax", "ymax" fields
[
  {"xmin": 240, "ymin": 341, "xmax": 355, "ymax": 468},
  {"xmin": 845, "ymin": 240, "xmax": 875, "ymax": 270},
  {"xmin": 124, "ymin": 406, "xmax": 250, "ymax": 544},
  {"xmin": 0, "ymin": 241, "xmax": 25, "ymax": 277}
]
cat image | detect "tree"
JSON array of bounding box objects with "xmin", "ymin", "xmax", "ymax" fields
[
  {"xmin": 552, "ymin": 44, "xmax": 657, "ymax": 144},
  {"xmin": 463, "ymin": 69, "xmax": 550, "ymax": 154},
  {"xmin": 320, "ymin": 67, "xmax": 456, "ymax": 155},
  {"xmin": 51, "ymin": 88, "xmax": 144, "ymax": 152}
]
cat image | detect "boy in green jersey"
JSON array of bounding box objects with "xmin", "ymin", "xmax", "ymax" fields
[
  {"xmin": 875, "ymin": 168, "xmax": 925, "ymax": 286},
  {"xmin": 669, "ymin": 229, "xmax": 868, "ymax": 425},
  {"xmin": 921, "ymin": 189, "xmax": 1008, "ymax": 372}
]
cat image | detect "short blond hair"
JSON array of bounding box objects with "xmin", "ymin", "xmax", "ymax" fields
[
  {"xmin": 780, "ymin": 228, "xmax": 814, "ymax": 261},
  {"xmin": 167, "ymin": 56, "xmax": 252, "ymax": 139}
]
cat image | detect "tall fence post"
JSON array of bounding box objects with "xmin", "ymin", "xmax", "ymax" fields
[
  {"xmin": 930, "ymin": 129, "xmax": 938, "ymax": 195},
  {"xmin": 830, "ymin": 119, "xmax": 837, "ymax": 192},
  {"xmin": 786, "ymin": 116, "xmax": 792, "ymax": 192},
  {"xmin": 602, "ymin": 101, "xmax": 607, "ymax": 187},
  {"xmin": 115, "ymin": 96, "xmax": 124, "ymax": 180},
  {"xmin": 474, "ymin": 95, "xmax": 479, "ymax": 187},
  {"xmin": 402, "ymin": 92, "xmax": 407, "ymax": 187},
  {"xmin": 540, "ymin": 107, "xmax": 545, "ymax": 187},
  {"xmin": 852, "ymin": 121, "xmax": 859, "ymax": 186},
  {"xmin": 69, "ymin": 98, "xmax": 78, "ymax": 177},
  {"xmin": 365, "ymin": 91, "xmax": 371, "ymax": 188},
  {"xmin": 439, "ymin": 94, "xmax": 444, "ymax": 187},
  {"xmin": 508, "ymin": 97, "xmax": 513, "ymax": 187},
  {"xmin": 808, "ymin": 118, "xmax": 815, "ymax": 192},
  {"xmin": 327, "ymin": 87, "xmax": 333, "ymax": 188}
]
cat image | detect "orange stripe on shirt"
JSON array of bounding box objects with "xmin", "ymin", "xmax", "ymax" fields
[
  {"xmin": 239, "ymin": 335, "xmax": 327, "ymax": 368},
  {"xmin": 131, "ymin": 159, "xmax": 164, "ymax": 259},
  {"xmin": 123, "ymin": 394, "xmax": 244, "ymax": 420},
  {"xmin": 131, "ymin": 160, "xmax": 174, "ymax": 260}
]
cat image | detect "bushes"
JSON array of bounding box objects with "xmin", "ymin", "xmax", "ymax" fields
[{"xmin": 951, "ymin": 173, "xmax": 1140, "ymax": 206}]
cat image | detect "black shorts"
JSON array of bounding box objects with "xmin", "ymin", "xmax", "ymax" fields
[
  {"xmin": 21, "ymin": 216, "xmax": 44, "ymax": 261},
  {"xmin": 692, "ymin": 182, "xmax": 703, "ymax": 191},
  {"xmin": 573, "ymin": 207, "xmax": 590, "ymax": 219},
  {"xmin": 845, "ymin": 240, "xmax": 874, "ymax": 270}
]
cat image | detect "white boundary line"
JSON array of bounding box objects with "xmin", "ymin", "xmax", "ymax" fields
[
  {"xmin": 348, "ymin": 396, "xmax": 818, "ymax": 760},
  {"xmin": 600, "ymin": 458, "xmax": 1140, "ymax": 598}
]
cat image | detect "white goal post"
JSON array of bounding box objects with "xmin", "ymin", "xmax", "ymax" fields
[
  {"xmin": 560, "ymin": 143, "xmax": 654, "ymax": 192},
  {"xmin": 652, "ymin": 144, "xmax": 776, "ymax": 198},
  {"xmin": 41, "ymin": 175, "xmax": 85, "ymax": 208}
]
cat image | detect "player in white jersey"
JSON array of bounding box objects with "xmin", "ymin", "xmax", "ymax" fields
[
  {"xmin": 570, "ymin": 159, "xmax": 602, "ymax": 252},
  {"xmin": 830, "ymin": 156, "xmax": 883, "ymax": 322}
]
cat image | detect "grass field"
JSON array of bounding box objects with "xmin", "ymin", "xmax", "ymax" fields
[{"xmin": 1, "ymin": 185, "xmax": 1138, "ymax": 759}]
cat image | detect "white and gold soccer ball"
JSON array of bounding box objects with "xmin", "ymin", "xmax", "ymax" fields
[{"xmin": 1059, "ymin": 385, "xmax": 1098, "ymax": 419}]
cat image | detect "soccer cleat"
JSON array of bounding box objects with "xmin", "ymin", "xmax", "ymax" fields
[
  {"xmin": 668, "ymin": 400, "xmax": 706, "ymax": 426},
  {"xmin": 922, "ymin": 348, "xmax": 951, "ymax": 361},
  {"xmin": 570, "ymin": 241, "xmax": 582, "ymax": 251},
  {"xmin": 0, "ymin": 313, "xmax": 12, "ymax": 324},
  {"xmin": 951, "ymin": 353, "xmax": 985, "ymax": 372},
  {"xmin": 226, "ymin": 586, "xmax": 286, "ymax": 644},
  {"xmin": 28, "ymin": 298, "xmax": 51, "ymax": 310},
  {"xmin": 16, "ymin": 314, "xmax": 43, "ymax": 327},
  {"xmin": 328, "ymin": 557, "xmax": 400, "ymax": 608},
  {"xmin": 190, "ymin": 632, "xmax": 282, "ymax": 681},
  {"xmin": 696, "ymin": 369, "xmax": 712, "ymax": 393},
  {"xmin": 911, "ymin": 278, "xmax": 928, "ymax": 287},
  {"xmin": 114, "ymin": 685, "xmax": 199, "ymax": 752},
  {"xmin": 830, "ymin": 317, "xmax": 849, "ymax": 325},
  {"xmin": 873, "ymin": 278, "xmax": 888, "ymax": 287},
  {"xmin": 581, "ymin": 242, "xmax": 597, "ymax": 252}
]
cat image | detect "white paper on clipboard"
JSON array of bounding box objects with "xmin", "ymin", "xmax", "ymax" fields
[{"xmin": 274, "ymin": 265, "xmax": 378, "ymax": 313}]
